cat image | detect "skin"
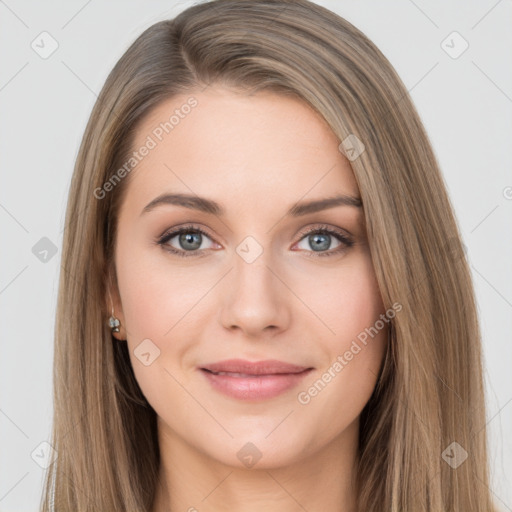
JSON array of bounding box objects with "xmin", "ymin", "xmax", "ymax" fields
[{"xmin": 108, "ymin": 86, "xmax": 388, "ymax": 512}]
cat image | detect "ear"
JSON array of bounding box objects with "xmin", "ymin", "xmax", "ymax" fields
[{"xmin": 105, "ymin": 270, "xmax": 127, "ymax": 341}]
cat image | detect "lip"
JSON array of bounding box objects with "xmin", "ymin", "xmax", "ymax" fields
[{"xmin": 199, "ymin": 359, "xmax": 314, "ymax": 400}]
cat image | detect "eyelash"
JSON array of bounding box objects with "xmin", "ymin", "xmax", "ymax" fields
[{"xmin": 156, "ymin": 223, "xmax": 354, "ymax": 258}]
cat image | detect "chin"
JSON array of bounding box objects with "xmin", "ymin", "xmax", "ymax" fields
[{"xmin": 204, "ymin": 432, "xmax": 311, "ymax": 471}]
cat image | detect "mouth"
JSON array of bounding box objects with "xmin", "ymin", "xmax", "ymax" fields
[{"xmin": 199, "ymin": 359, "xmax": 314, "ymax": 400}]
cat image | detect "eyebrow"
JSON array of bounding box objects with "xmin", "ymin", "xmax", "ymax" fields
[{"xmin": 140, "ymin": 192, "xmax": 362, "ymax": 217}]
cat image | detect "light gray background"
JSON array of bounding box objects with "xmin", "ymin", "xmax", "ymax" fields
[{"xmin": 1, "ymin": 1, "xmax": 511, "ymax": 511}]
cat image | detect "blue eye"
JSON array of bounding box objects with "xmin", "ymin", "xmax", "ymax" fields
[
  {"xmin": 156, "ymin": 224, "xmax": 354, "ymax": 258},
  {"xmin": 157, "ymin": 225, "xmax": 216, "ymax": 258},
  {"xmin": 294, "ymin": 225, "xmax": 354, "ymax": 257}
]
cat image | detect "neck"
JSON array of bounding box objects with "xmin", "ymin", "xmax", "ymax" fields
[{"xmin": 151, "ymin": 417, "xmax": 359, "ymax": 512}]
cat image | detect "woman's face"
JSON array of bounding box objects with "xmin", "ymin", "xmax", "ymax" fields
[{"xmin": 110, "ymin": 86, "xmax": 388, "ymax": 468}]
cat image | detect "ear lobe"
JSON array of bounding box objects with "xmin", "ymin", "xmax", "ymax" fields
[{"xmin": 111, "ymin": 328, "xmax": 126, "ymax": 342}]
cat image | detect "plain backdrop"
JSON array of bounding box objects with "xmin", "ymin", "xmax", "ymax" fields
[{"xmin": 1, "ymin": 1, "xmax": 511, "ymax": 510}]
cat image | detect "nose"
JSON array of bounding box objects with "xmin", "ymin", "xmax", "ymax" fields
[{"xmin": 219, "ymin": 249, "xmax": 291, "ymax": 338}]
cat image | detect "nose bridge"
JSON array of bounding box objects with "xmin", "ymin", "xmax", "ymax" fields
[
  {"xmin": 236, "ymin": 243, "xmax": 272, "ymax": 289},
  {"xmin": 232, "ymin": 235, "xmax": 279, "ymax": 302},
  {"xmin": 219, "ymin": 234, "xmax": 290, "ymax": 334}
]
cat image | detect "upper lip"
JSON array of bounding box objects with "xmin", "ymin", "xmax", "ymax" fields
[{"xmin": 200, "ymin": 359, "xmax": 312, "ymax": 375}]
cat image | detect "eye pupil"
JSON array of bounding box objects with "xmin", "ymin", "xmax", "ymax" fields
[
  {"xmin": 179, "ymin": 232, "xmax": 202, "ymax": 250},
  {"xmin": 310, "ymin": 233, "xmax": 330, "ymax": 251}
]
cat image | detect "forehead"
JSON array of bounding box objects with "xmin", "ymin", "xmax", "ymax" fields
[{"xmin": 122, "ymin": 86, "xmax": 359, "ymax": 218}]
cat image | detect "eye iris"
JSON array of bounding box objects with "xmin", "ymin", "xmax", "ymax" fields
[
  {"xmin": 309, "ymin": 233, "xmax": 330, "ymax": 251},
  {"xmin": 179, "ymin": 232, "xmax": 202, "ymax": 250}
]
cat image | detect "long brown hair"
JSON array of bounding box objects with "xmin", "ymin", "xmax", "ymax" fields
[{"xmin": 41, "ymin": 1, "xmax": 496, "ymax": 510}]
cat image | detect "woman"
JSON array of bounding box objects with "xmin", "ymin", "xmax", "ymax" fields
[{"xmin": 41, "ymin": 0, "xmax": 497, "ymax": 510}]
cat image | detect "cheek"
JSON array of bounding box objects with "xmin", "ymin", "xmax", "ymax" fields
[
  {"xmin": 295, "ymin": 251, "xmax": 385, "ymax": 347},
  {"xmin": 328, "ymin": 254, "xmax": 387, "ymax": 382},
  {"xmin": 294, "ymin": 253, "xmax": 387, "ymax": 426},
  {"xmin": 115, "ymin": 248, "xmax": 196, "ymax": 413},
  {"xmin": 115, "ymin": 245, "xmax": 203, "ymax": 341},
  {"xmin": 115, "ymin": 243, "xmax": 214, "ymax": 399}
]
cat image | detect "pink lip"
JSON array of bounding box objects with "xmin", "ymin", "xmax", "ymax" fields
[{"xmin": 199, "ymin": 359, "xmax": 314, "ymax": 400}]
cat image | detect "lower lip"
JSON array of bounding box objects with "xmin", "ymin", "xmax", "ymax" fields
[{"xmin": 200, "ymin": 369, "xmax": 313, "ymax": 400}]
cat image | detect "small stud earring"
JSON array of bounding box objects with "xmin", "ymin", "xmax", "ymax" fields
[{"xmin": 108, "ymin": 306, "xmax": 121, "ymax": 334}]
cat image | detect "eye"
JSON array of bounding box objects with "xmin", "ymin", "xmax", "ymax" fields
[
  {"xmin": 156, "ymin": 224, "xmax": 219, "ymax": 258},
  {"xmin": 293, "ymin": 225, "xmax": 354, "ymax": 257}
]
